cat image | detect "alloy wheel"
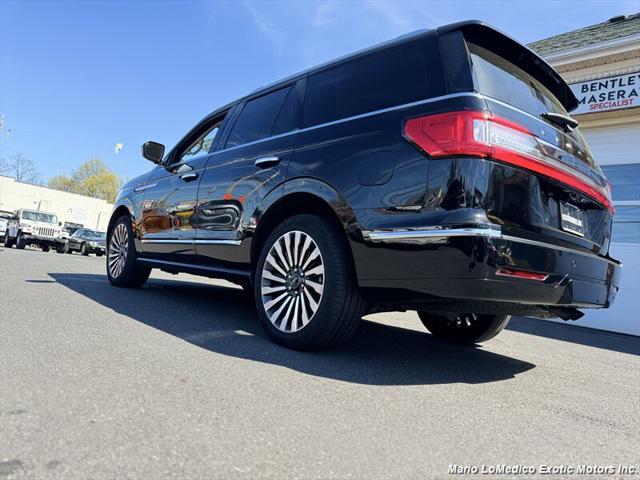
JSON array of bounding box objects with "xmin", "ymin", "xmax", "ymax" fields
[
  {"xmin": 260, "ymin": 230, "xmax": 325, "ymax": 333},
  {"xmin": 108, "ymin": 224, "xmax": 129, "ymax": 278}
]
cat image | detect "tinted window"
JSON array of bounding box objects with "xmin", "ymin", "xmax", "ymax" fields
[
  {"xmin": 303, "ymin": 43, "xmax": 431, "ymax": 127},
  {"xmin": 272, "ymin": 85, "xmax": 302, "ymax": 136},
  {"xmin": 227, "ymin": 87, "xmax": 292, "ymax": 148},
  {"xmin": 178, "ymin": 117, "xmax": 225, "ymax": 165},
  {"xmin": 468, "ymin": 42, "xmax": 567, "ymax": 117}
]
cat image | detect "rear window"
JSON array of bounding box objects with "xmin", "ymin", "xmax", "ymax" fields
[
  {"xmin": 468, "ymin": 42, "xmax": 568, "ymax": 117},
  {"xmin": 303, "ymin": 42, "xmax": 433, "ymax": 128}
]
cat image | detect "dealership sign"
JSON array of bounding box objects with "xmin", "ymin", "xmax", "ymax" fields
[{"xmin": 570, "ymin": 72, "xmax": 639, "ymax": 115}]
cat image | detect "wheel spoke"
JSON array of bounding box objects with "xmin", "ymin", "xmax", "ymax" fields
[
  {"xmin": 264, "ymin": 291, "xmax": 289, "ymax": 311},
  {"xmin": 262, "ymin": 285, "xmax": 286, "ymax": 295},
  {"xmin": 281, "ymin": 296, "xmax": 296, "ymax": 331},
  {"xmin": 292, "ymin": 232, "xmax": 301, "ymax": 265},
  {"xmin": 304, "ymin": 265, "xmax": 324, "ymax": 277},
  {"xmin": 273, "ymin": 240, "xmax": 289, "ymax": 269},
  {"xmin": 302, "ymin": 248, "xmax": 320, "ymax": 270},
  {"xmin": 266, "ymin": 252, "xmax": 288, "ymax": 277},
  {"xmin": 303, "ymin": 287, "xmax": 318, "ymax": 312},
  {"xmin": 305, "ymin": 279, "xmax": 324, "ymax": 295},
  {"xmin": 269, "ymin": 296, "xmax": 292, "ymax": 324},
  {"xmin": 291, "ymin": 296, "xmax": 300, "ymax": 331},
  {"xmin": 299, "ymin": 293, "xmax": 310, "ymax": 326},
  {"xmin": 299, "ymin": 235, "xmax": 312, "ymax": 267},
  {"xmin": 263, "ymin": 270, "xmax": 286, "ymax": 283},
  {"xmin": 283, "ymin": 233, "xmax": 294, "ymax": 267}
]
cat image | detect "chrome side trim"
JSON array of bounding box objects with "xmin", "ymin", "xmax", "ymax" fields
[
  {"xmin": 141, "ymin": 239, "xmax": 242, "ymax": 246},
  {"xmin": 141, "ymin": 239, "xmax": 193, "ymax": 244},
  {"xmin": 367, "ymin": 227, "xmax": 502, "ymax": 241},
  {"xmin": 196, "ymin": 239, "xmax": 242, "ymax": 246}
]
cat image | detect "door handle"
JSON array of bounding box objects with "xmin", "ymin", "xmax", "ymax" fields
[
  {"xmin": 254, "ymin": 156, "xmax": 281, "ymax": 168},
  {"xmin": 180, "ymin": 172, "xmax": 199, "ymax": 182}
]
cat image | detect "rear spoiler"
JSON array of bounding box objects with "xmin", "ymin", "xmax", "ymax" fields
[{"xmin": 436, "ymin": 21, "xmax": 579, "ymax": 112}]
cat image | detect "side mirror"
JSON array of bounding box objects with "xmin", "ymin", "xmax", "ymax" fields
[{"xmin": 142, "ymin": 141, "xmax": 165, "ymax": 164}]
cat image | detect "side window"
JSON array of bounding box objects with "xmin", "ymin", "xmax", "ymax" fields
[
  {"xmin": 303, "ymin": 42, "xmax": 431, "ymax": 128},
  {"xmin": 178, "ymin": 121, "xmax": 223, "ymax": 165},
  {"xmin": 226, "ymin": 86, "xmax": 292, "ymax": 148}
]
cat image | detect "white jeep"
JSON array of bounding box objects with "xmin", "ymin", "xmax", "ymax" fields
[{"xmin": 3, "ymin": 209, "xmax": 64, "ymax": 252}]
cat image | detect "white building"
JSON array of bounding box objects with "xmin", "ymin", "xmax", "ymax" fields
[
  {"xmin": 0, "ymin": 175, "xmax": 113, "ymax": 231},
  {"xmin": 530, "ymin": 13, "xmax": 640, "ymax": 336}
]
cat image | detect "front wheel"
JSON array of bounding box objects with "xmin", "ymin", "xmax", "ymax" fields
[
  {"xmin": 107, "ymin": 216, "xmax": 150, "ymax": 288},
  {"xmin": 15, "ymin": 232, "xmax": 26, "ymax": 249},
  {"xmin": 4, "ymin": 232, "xmax": 14, "ymax": 248},
  {"xmin": 41, "ymin": 245, "xmax": 51, "ymax": 252},
  {"xmin": 418, "ymin": 312, "xmax": 511, "ymax": 344},
  {"xmin": 56, "ymin": 243, "xmax": 68, "ymax": 254},
  {"xmin": 255, "ymin": 214, "xmax": 364, "ymax": 350},
  {"xmin": 80, "ymin": 243, "xmax": 89, "ymax": 256}
]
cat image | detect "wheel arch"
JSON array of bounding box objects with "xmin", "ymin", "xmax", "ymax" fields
[
  {"xmin": 250, "ymin": 178, "xmax": 359, "ymax": 272},
  {"xmin": 107, "ymin": 204, "xmax": 134, "ymax": 238}
]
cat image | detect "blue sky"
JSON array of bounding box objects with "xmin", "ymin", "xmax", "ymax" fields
[{"xmin": 0, "ymin": 0, "xmax": 636, "ymax": 182}]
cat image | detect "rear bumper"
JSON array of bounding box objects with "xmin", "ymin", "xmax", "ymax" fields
[{"xmin": 354, "ymin": 225, "xmax": 621, "ymax": 310}]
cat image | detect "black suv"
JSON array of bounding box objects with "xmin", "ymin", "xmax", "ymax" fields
[{"xmin": 107, "ymin": 21, "xmax": 621, "ymax": 350}]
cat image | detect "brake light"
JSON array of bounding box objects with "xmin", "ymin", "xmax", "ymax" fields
[{"xmin": 404, "ymin": 111, "xmax": 614, "ymax": 213}]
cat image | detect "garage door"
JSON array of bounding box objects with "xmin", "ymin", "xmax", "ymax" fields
[
  {"xmin": 564, "ymin": 124, "xmax": 640, "ymax": 335},
  {"xmin": 583, "ymin": 124, "xmax": 640, "ymax": 166}
]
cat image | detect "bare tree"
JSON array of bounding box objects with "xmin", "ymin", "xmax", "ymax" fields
[{"xmin": 0, "ymin": 154, "xmax": 42, "ymax": 185}]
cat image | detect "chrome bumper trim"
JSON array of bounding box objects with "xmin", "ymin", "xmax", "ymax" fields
[
  {"xmin": 366, "ymin": 226, "xmax": 502, "ymax": 241},
  {"xmin": 365, "ymin": 226, "xmax": 620, "ymax": 266}
]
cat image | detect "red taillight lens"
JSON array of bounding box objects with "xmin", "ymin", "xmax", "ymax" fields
[
  {"xmin": 496, "ymin": 268, "xmax": 549, "ymax": 281},
  {"xmin": 404, "ymin": 111, "xmax": 614, "ymax": 213}
]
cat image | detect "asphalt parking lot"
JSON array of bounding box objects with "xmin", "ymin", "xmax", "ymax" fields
[{"xmin": 1, "ymin": 246, "xmax": 639, "ymax": 479}]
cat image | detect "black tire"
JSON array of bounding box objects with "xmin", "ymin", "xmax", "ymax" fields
[
  {"xmin": 418, "ymin": 311, "xmax": 511, "ymax": 344},
  {"xmin": 41, "ymin": 245, "xmax": 51, "ymax": 252},
  {"xmin": 255, "ymin": 214, "xmax": 365, "ymax": 350},
  {"xmin": 106, "ymin": 215, "xmax": 151, "ymax": 288},
  {"xmin": 15, "ymin": 232, "xmax": 26, "ymax": 249},
  {"xmin": 56, "ymin": 243, "xmax": 68, "ymax": 254},
  {"xmin": 4, "ymin": 231, "xmax": 14, "ymax": 248},
  {"xmin": 96, "ymin": 251, "xmax": 103, "ymax": 257},
  {"xmin": 80, "ymin": 243, "xmax": 89, "ymax": 256}
]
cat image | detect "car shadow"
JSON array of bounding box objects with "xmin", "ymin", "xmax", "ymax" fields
[
  {"xmin": 47, "ymin": 273, "xmax": 536, "ymax": 386},
  {"xmin": 507, "ymin": 316, "xmax": 639, "ymax": 356}
]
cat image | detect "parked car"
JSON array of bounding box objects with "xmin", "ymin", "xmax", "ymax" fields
[
  {"xmin": 0, "ymin": 210, "xmax": 14, "ymax": 242},
  {"xmin": 55, "ymin": 221, "xmax": 84, "ymax": 253},
  {"xmin": 63, "ymin": 228, "xmax": 106, "ymax": 256},
  {"xmin": 4, "ymin": 209, "xmax": 64, "ymax": 252},
  {"xmin": 106, "ymin": 20, "xmax": 621, "ymax": 350}
]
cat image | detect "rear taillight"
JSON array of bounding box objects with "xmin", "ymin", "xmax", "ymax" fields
[{"xmin": 404, "ymin": 111, "xmax": 614, "ymax": 213}]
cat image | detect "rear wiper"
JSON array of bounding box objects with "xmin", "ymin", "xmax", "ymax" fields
[{"xmin": 541, "ymin": 112, "xmax": 579, "ymax": 132}]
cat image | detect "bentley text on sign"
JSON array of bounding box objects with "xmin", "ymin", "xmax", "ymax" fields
[{"xmin": 570, "ymin": 72, "xmax": 640, "ymax": 115}]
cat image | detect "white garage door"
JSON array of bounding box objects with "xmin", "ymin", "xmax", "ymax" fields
[
  {"xmin": 584, "ymin": 124, "xmax": 640, "ymax": 166},
  {"xmin": 558, "ymin": 123, "xmax": 640, "ymax": 336}
]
